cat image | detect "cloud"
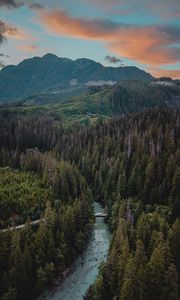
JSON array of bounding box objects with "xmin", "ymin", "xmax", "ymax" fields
[
  {"xmin": 0, "ymin": 19, "xmax": 32, "ymax": 47},
  {"xmin": 85, "ymin": 80, "xmax": 117, "ymax": 86},
  {"xmin": 0, "ymin": 53, "xmax": 9, "ymax": 56},
  {"xmin": 81, "ymin": 0, "xmax": 119, "ymax": 9},
  {"xmin": 17, "ymin": 44, "xmax": 38, "ymax": 52},
  {"xmin": 29, "ymin": 3, "xmax": 44, "ymax": 10},
  {"xmin": 145, "ymin": 0, "xmax": 180, "ymax": 20},
  {"xmin": 4, "ymin": 23, "xmax": 31, "ymax": 40},
  {"xmin": 0, "ymin": 20, "xmax": 36, "ymax": 64},
  {"xmin": 149, "ymin": 68, "xmax": 180, "ymax": 79},
  {"xmin": 0, "ymin": 20, "xmax": 7, "ymax": 44},
  {"xmin": 81, "ymin": 0, "xmax": 180, "ymax": 20},
  {"xmin": 105, "ymin": 55, "xmax": 122, "ymax": 64},
  {"xmin": 39, "ymin": 10, "xmax": 180, "ymax": 69},
  {"xmin": 40, "ymin": 10, "xmax": 118, "ymax": 40},
  {"xmin": 69, "ymin": 78, "xmax": 78, "ymax": 86},
  {"xmin": 108, "ymin": 25, "xmax": 180, "ymax": 66},
  {"xmin": 0, "ymin": 0, "xmax": 44, "ymax": 9},
  {"xmin": 0, "ymin": 0, "xmax": 22, "ymax": 8}
]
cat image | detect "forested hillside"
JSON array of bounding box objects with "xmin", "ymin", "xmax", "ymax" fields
[
  {"xmin": 0, "ymin": 107, "xmax": 179, "ymax": 299},
  {"xmin": 0, "ymin": 79, "xmax": 179, "ymax": 126},
  {"xmin": 0, "ymin": 167, "xmax": 52, "ymax": 229},
  {"xmin": 0, "ymin": 147, "xmax": 93, "ymax": 299},
  {"xmin": 76, "ymin": 109, "xmax": 179, "ymax": 300}
]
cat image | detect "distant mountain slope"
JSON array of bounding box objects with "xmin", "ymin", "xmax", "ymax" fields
[
  {"xmin": 56, "ymin": 79, "xmax": 180, "ymax": 121},
  {"xmin": 1, "ymin": 79, "xmax": 179, "ymax": 126},
  {"xmin": 0, "ymin": 54, "xmax": 153, "ymax": 102}
]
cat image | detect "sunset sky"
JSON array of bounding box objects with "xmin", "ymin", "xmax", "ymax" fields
[{"xmin": 0, "ymin": 0, "xmax": 179, "ymax": 78}]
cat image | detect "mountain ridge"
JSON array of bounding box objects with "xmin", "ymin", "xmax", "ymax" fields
[{"xmin": 0, "ymin": 54, "xmax": 153, "ymax": 102}]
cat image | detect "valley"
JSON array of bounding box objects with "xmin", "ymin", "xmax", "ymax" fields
[
  {"xmin": 0, "ymin": 0, "xmax": 179, "ymax": 298},
  {"xmin": 0, "ymin": 106, "xmax": 179, "ymax": 300}
]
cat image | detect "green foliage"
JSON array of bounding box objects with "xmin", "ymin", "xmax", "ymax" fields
[
  {"xmin": 78, "ymin": 107, "xmax": 180, "ymax": 300},
  {"xmin": 0, "ymin": 153, "xmax": 93, "ymax": 299},
  {"xmin": 0, "ymin": 79, "xmax": 179, "ymax": 126},
  {"xmin": 0, "ymin": 106, "xmax": 179, "ymax": 299},
  {"xmin": 0, "ymin": 168, "xmax": 51, "ymax": 228},
  {"xmin": 110, "ymin": 80, "xmax": 179, "ymax": 114}
]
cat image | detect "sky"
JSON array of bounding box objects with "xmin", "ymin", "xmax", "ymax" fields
[{"xmin": 0, "ymin": 0, "xmax": 179, "ymax": 78}]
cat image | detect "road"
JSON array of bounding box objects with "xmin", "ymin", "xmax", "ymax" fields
[{"xmin": 1, "ymin": 218, "xmax": 45, "ymax": 232}]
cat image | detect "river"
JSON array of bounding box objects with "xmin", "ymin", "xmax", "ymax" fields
[{"xmin": 39, "ymin": 202, "xmax": 111, "ymax": 300}]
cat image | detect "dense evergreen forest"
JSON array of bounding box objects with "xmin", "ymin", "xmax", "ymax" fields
[
  {"xmin": 0, "ymin": 167, "xmax": 52, "ymax": 228},
  {"xmin": 0, "ymin": 124, "xmax": 94, "ymax": 299},
  {"xmin": 0, "ymin": 106, "xmax": 179, "ymax": 299}
]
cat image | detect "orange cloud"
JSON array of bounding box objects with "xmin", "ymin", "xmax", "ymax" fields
[
  {"xmin": 17, "ymin": 44, "xmax": 38, "ymax": 52},
  {"xmin": 39, "ymin": 10, "xmax": 117, "ymax": 40},
  {"xmin": 109, "ymin": 27, "xmax": 180, "ymax": 65},
  {"xmin": 39, "ymin": 10, "xmax": 180, "ymax": 70},
  {"xmin": 149, "ymin": 68, "xmax": 180, "ymax": 79}
]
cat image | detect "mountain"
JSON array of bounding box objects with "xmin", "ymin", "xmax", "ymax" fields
[{"xmin": 0, "ymin": 54, "xmax": 153, "ymax": 102}]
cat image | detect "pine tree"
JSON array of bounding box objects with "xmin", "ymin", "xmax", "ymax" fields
[
  {"xmin": 164, "ymin": 264, "xmax": 178, "ymax": 300},
  {"xmin": 168, "ymin": 219, "xmax": 180, "ymax": 278},
  {"xmin": 9, "ymin": 232, "xmax": 28, "ymax": 300},
  {"xmin": 170, "ymin": 167, "xmax": 180, "ymax": 219},
  {"xmin": 117, "ymin": 167, "xmax": 127, "ymax": 199}
]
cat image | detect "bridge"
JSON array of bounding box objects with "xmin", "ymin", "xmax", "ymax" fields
[
  {"xmin": 94, "ymin": 212, "xmax": 107, "ymax": 218},
  {"xmin": 1, "ymin": 212, "xmax": 108, "ymax": 232}
]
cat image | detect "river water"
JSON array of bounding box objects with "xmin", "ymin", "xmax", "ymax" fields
[{"xmin": 39, "ymin": 202, "xmax": 111, "ymax": 300}]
